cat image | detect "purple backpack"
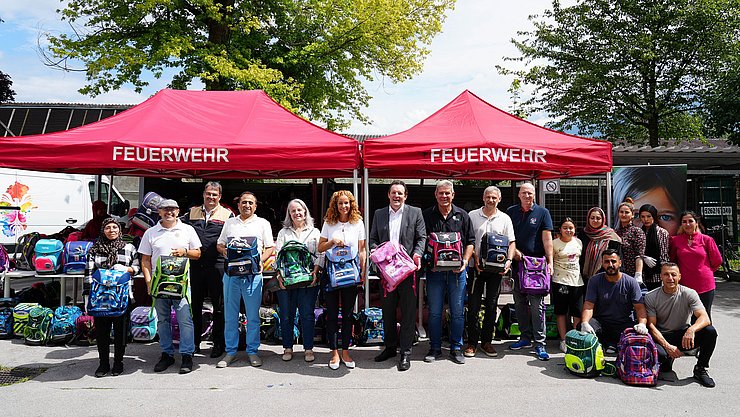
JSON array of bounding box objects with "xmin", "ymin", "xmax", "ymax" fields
[
  {"xmin": 0, "ymin": 244, "xmax": 10, "ymax": 273},
  {"xmin": 517, "ymin": 256, "xmax": 550, "ymax": 295},
  {"xmin": 370, "ymin": 241, "xmax": 416, "ymax": 293},
  {"xmin": 616, "ymin": 328, "xmax": 659, "ymax": 386}
]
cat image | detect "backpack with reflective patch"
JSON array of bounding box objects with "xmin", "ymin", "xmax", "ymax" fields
[
  {"xmin": 12, "ymin": 302, "xmax": 39, "ymax": 337},
  {"xmin": 564, "ymin": 329, "xmax": 605, "ymax": 377},
  {"xmin": 358, "ymin": 307, "xmax": 384, "ymax": 345},
  {"xmin": 325, "ymin": 246, "xmax": 360, "ymax": 290},
  {"xmin": 426, "ymin": 232, "xmax": 463, "ymax": 272},
  {"xmin": 87, "ymin": 269, "xmax": 131, "ymax": 317},
  {"xmin": 24, "ymin": 306, "xmax": 54, "ymax": 345},
  {"xmin": 275, "ymin": 240, "xmax": 314, "ymax": 288},
  {"xmin": 480, "ymin": 232, "xmax": 509, "ymax": 274},
  {"xmin": 151, "ymin": 256, "xmax": 189, "ymax": 300},
  {"xmin": 227, "ymin": 237, "xmax": 261, "ymax": 278},
  {"xmin": 63, "ymin": 241, "xmax": 93, "ymax": 274},
  {"xmin": 34, "ymin": 239, "xmax": 64, "ymax": 273},
  {"xmin": 518, "ymin": 256, "xmax": 550, "ymax": 295}
]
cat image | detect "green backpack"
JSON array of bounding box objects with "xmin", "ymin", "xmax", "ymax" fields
[
  {"xmin": 275, "ymin": 240, "xmax": 314, "ymax": 288},
  {"xmin": 151, "ymin": 256, "xmax": 190, "ymax": 300},
  {"xmin": 564, "ymin": 329, "xmax": 605, "ymax": 377},
  {"xmin": 24, "ymin": 306, "xmax": 54, "ymax": 346}
]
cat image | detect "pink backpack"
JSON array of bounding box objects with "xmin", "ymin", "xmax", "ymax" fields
[
  {"xmin": 426, "ymin": 232, "xmax": 463, "ymax": 271},
  {"xmin": 370, "ymin": 241, "xmax": 416, "ymax": 293},
  {"xmin": 616, "ymin": 328, "xmax": 659, "ymax": 386}
]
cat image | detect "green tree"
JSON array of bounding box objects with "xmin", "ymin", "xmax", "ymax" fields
[
  {"xmin": 498, "ymin": 0, "xmax": 740, "ymax": 146},
  {"xmin": 45, "ymin": 0, "xmax": 455, "ymax": 130},
  {"xmin": 0, "ymin": 70, "xmax": 15, "ymax": 103}
]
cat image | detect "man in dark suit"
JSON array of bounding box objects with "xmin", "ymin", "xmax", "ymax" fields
[{"xmin": 369, "ymin": 180, "xmax": 427, "ymax": 371}]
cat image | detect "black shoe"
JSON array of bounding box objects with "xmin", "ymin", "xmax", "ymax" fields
[
  {"xmin": 693, "ymin": 366, "xmax": 715, "ymax": 388},
  {"xmin": 424, "ymin": 349, "xmax": 442, "ymax": 363},
  {"xmin": 449, "ymin": 349, "xmax": 466, "ymax": 364},
  {"xmin": 194, "ymin": 346, "xmax": 202, "ymax": 355},
  {"xmin": 660, "ymin": 359, "xmax": 674, "ymax": 373},
  {"xmin": 210, "ymin": 345, "xmax": 225, "ymax": 359},
  {"xmin": 398, "ymin": 353, "xmax": 411, "ymax": 371},
  {"xmin": 180, "ymin": 354, "xmax": 193, "ymax": 374},
  {"xmin": 111, "ymin": 362, "xmax": 124, "ymax": 376},
  {"xmin": 94, "ymin": 363, "xmax": 110, "ymax": 378},
  {"xmin": 374, "ymin": 348, "xmax": 397, "ymax": 362},
  {"xmin": 154, "ymin": 353, "xmax": 175, "ymax": 373}
]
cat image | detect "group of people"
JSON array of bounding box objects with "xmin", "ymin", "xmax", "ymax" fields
[{"xmin": 81, "ymin": 180, "xmax": 720, "ymax": 387}]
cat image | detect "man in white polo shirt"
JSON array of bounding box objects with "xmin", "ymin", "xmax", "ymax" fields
[
  {"xmin": 216, "ymin": 191, "xmax": 275, "ymax": 368},
  {"xmin": 139, "ymin": 198, "xmax": 202, "ymax": 374},
  {"xmin": 465, "ymin": 186, "xmax": 516, "ymax": 358}
]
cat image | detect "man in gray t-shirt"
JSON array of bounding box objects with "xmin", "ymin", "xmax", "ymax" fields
[{"xmin": 644, "ymin": 263, "xmax": 717, "ymax": 388}]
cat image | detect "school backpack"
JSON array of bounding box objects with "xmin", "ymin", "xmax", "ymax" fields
[
  {"xmin": 564, "ymin": 329, "xmax": 605, "ymax": 377},
  {"xmin": 131, "ymin": 191, "xmax": 164, "ymax": 231},
  {"xmin": 34, "ymin": 239, "xmax": 64, "ymax": 273},
  {"xmin": 325, "ymin": 245, "xmax": 361, "ymax": 290},
  {"xmin": 49, "ymin": 305, "xmax": 83, "ymax": 344},
  {"xmin": 518, "ymin": 256, "xmax": 550, "ymax": 295},
  {"xmin": 226, "ymin": 237, "xmax": 261, "ymax": 278},
  {"xmin": 14, "ymin": 232, "xmax": 41, "ymax": 271},
  {"xmin": 0, "ymin": 244, "xmax": 10, "ymax": 273},
  {"xmin": 63, "ymin": 241, "xmax": 93, "ymax": 274},
  {"xmin": 259, "ymin": 306, "xmax": 277, "ymax": 341},
  {"xmin": 275, "ymin": 240, "xmax": 314, "ymax": 288},
  {"xmin": 150, "ymin": 256, "xmax": 189, "ymax": 300},
  {"xmin": 369, "ymin": 241, "xmax": 416, "ymax": 294},
  {"xmin": 479, "ymin": 232, "xmax": 509, "ymax": 274},
  {"xmin": 495, "ymin": 303, "xmax": 520, "ymax": 339},
  {"xmin": 12, "ymin": 302, "xmax": 39, "ymax": 337},
  {"xmin": 130, "ymin": 306, "xmax": 158, "ymax": 342},
  {"xmin": 74, "ymin": 313, "xmax": 96, "ymax": 345},
  {"xmin": 426, "ymin": 232, "xmax": 463, "ymax": 272},
  {"xmin": 616, "ymin": 328, "xmax": 659, "ymax": 386},
  {"xmin": 170, "ymin": 307, "xmax": 180, "ymax": 344},
  {"xmin": 358, "ymin": 307, "xmax": 384, "ymax": 346},
  {"xmin": 200, "ymin": 304, "xmax": 214, "ymax": 341},
  {"xmin": 0, "ymin": 298, "xmax": 16, "ymax": 338},
  {"xmin": 545, "ymin": 304, "xmax": 559, "ymax": 339},
  {"xmin": 313, "ymin": 307, "xmax": 326, "ymax": 344},
  {"xmin": 24, "ymin": 306, "xmax": 54, "ymax": 345},
  {"xmin": 271, "ymin": 307, "xmax": 299, "ymax": 343},
  {"xmin": 87, "ymin": 269, "xmax": 131, "ymax": 317}
]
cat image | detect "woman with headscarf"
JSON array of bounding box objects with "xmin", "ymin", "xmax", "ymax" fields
[
  {"xmin": 578, "ymin": 207, "xmax": 621, "ymax": 283},
  {"xmin": 84, "ymin": 218, "xmax": 140, "ymax": 377},
  {"xmin": 639, "ymin": 204, "xmax": 670, "ymax": 291}
]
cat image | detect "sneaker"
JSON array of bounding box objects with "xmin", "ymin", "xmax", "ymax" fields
[
  {"xmin": 559, "ymin": 340, "xmax": 567, "ymax": 353},
  {"xmin": 450, "ymin": 349, "xmax": 466, "ymax": 364},
  {"xmin": 179, "ymin": 354, "xmax": 193, "ymax": 374},
  {"xmin": 463, "ymin": 345, "xmax": 477, "ymax": 357},
  {"xmin": 154, "ymin": 353, "xmax": 175, "ymax": 373},
  {"xmin": 111, "ymin": 362, "xmax": 124, "ymax": 376},
  {"xmin": 535, "ymin": 345, "xmax": 550, "ymax": 361},
  {"xmin": 217, "ymin": 354, "xmax": 237, "ymax": 368},
  {"xmin": 424, "ymin": 349, "xmax": 442, "ymax": 363},
  {"xmin": 693, "ymin": 366, "xmax": 716, "ymax": 388},
  {"xmin": 604, "ymin": 344, "xmax": 617, "ymax": 354},
  {"xmin": 282, "ymin": 349, "xmax": 293, "ymax": 361},
  {"xmin": 304, "ymin": 350, "xmax": 315, "ymax": 363},
  {"xmin": 481, "ymin": 343, "xmax": 498, "ymax": 357},
  {"xmin": 249, "ymin": 354, "xmax": 262, "ymax": 367},
  {"xmin": 509, "ymin": 339, "xmax": 533, "ymax": 350}
]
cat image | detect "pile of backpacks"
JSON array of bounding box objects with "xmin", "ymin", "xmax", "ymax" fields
[{"xmin": 7, "ymin": 231, "xmax": 94, "ymax": 276}]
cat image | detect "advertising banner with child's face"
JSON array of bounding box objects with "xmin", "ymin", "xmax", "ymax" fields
[{"xmin": 612, "ymin": 165, "xmax": 687, "ymax": 236}]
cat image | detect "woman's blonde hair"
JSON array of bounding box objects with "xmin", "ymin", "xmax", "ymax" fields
[{"xmin": 324, "ymin": 190, "xmax": 362, "ymax": 225}]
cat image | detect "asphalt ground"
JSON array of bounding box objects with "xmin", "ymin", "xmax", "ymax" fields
[{"xmin": 1, "ymin": 279, "xmax": 739, "ymax": 417}]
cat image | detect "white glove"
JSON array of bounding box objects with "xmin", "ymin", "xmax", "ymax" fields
[
  {"xmin": 112, "ymin": 264, "xmax": 128, "ymax": 272},
  {"xmin": 634, "ymin": 271, "xmax": 643, "ymax": 284},
  {"xmin": 634, "ymin": 323, "xmax": 648, "ymax": 335},
  {"xmin": 581, "ymin": 322, "xmax": 595, "ymax": 334},
  {"xmin": 643, "ymin": 256, "xmax": 657, "ymax": 268}
]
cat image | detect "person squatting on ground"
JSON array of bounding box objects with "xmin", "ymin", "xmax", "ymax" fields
[
  {"xmin": 139, "ymin": 199, "xmax": 202, "ymax": 374},
  {"xmin": 84, "ymin": 217, "xmax": 140, "ymax": 377},
  {"xmin": 216, "ymin": 191, "xmax": 275, "ymax": 368},
  {"xmin": 644, "ymin": 263, "xmax": 718, "ymax": 388},
  {"xmin": 182, "ymin": 181, "xmax": 233, "ymax": 358},
  {"xmin": 506, "ymin": 182, "xmax": 553, "ymax": 361},
  {"xmin": 464, "ymin": 186, "xmax": 515, "ymax": 359},
  {"xmin": 369, "ymin": 181, "xmax": 426, "ymax": 371}
]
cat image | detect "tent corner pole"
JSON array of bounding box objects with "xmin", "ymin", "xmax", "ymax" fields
[
  {"xmin": 606, "ymin": 171, "xmax": 613, "ymax": 227},
  {"xmin": 363, "ymin": 168, "xmax": 370, "ymax": 311}
]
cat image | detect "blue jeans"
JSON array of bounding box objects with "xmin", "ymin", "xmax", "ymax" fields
[
  {"xmin": 276, "ymin": 286, "xmax": 320, "ymax": 350},
  {"xmin": 426, "ymin": 269, "xmax": 467, "ymax": 351},
  {"xmin": 154, "ymin": 296, "xmax": 195, "ymax": 356},
  {"xmin": 223, "ymin": 274, "xmax": 263, "ymax": 355}
]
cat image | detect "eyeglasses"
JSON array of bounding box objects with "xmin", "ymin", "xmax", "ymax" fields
[{"xmin": 204, "ymin": 192, "xmax": 220, "ymax": 197}]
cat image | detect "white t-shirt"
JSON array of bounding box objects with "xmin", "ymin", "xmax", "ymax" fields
[
  {"xmin": 468, "ymin": 207, "xmax": 516, "ymax": 259},
  {"xmin": 217, "ymin": 214, "xmax": 275, "ymax": 256},
  {"xmin": 552, "ymin": 237, "xmax": 583, "ymax": 287},
  {"xmin": 138, "ymin": 219, "xmax": 202, "ymax": 267},
  {"xmin": 320, "ymin": 220, "xmax": 366, "ymax": 257}
]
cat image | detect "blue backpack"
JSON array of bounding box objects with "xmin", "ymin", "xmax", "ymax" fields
[
  {"xmin": 272, "ymin": 307, "xmax": 300, "ymax": 343},
  {"xmin": 50, "ymin": 305, "xmax": 83, "ymax": 344},
  {"xmin": 130, "ymin": 306, "xmax": 157, "ymax": 342},
  {"xmin": 479, "ymin": 232, "xmax": 509, "ymax": 273},
  {"xmin": 34, "ymin": 239, "xmax": 64, "ymax": 273},
  {"xmin": 63, "ymin": 241, "xmax": 93, "ymax": 274},
  {"xmin": 325, "ymin": 246, "xmax": 360, "ymax": 290},
  {"xmin": 226, "ymin": 237, "xmax": 261, "ymax": 278},
  {"xmin": 0, "ymin": 298, "xmax": 16, "ymax": 339},
  {"xmin": 358, "ymin": 307, "xmax": 384, "ymax": 345},
  {"xmin": 87, "ymin": 269, "xmax": 131, "ymax": 317}
]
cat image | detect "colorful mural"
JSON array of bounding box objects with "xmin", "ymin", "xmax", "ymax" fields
[{"xmin": 0, "ymin": 181, "xmax": 36, "ymax": 238}]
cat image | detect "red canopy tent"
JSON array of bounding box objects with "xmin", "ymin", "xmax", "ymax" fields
[
  {"xmin": 0, "ymin": 89, "xmax": 360, "ymax": 178},
  {"xmin": 362, "ymin": 90, "xmax": 612, "ymax": 179}
]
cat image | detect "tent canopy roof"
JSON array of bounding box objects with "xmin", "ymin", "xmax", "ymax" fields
[
  {"xmin": 0, "ymin": 89, "xmax": 360, "ymax": 179},
  {"xmin": 363, "ymin": 90, "xmax": 612, "ymax": 179}
]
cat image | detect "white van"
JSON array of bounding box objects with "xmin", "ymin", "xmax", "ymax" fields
[{"xmin": 0, "ymin": 168, "xmax": 130, "ymax": 247}]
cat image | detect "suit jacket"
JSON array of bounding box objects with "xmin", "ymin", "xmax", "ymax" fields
[{"xmin": 369, "ymin": 204, "xmax": 426, "ymax": 257}]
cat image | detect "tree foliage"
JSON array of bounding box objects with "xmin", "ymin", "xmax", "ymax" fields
[
  {"xmin": 0, "ymin": 70, "xmax": 15, "ymax": 103},
  {"xmin": 499, "ymin": 0, "xmax": 740, "ymax": 146},
  {"xmin": 44, "ymin": 0, "xmax": 455, "ymax": 130}
]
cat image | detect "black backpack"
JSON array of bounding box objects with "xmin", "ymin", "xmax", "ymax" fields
[{"xmin": 14, "ymin": 232, "xmax": 41, "ymax": 271}]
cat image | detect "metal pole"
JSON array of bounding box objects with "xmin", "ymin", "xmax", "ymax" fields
[
  {"xmin": 606, "ymin": 171, "xmax": 613, "ymax": 227},
  {"xmin": 107, "ymin": 175, "xmax": 114, "ymax": 213},
  {"xmin": 352, "ymin": 169, "xmax": 358, "ymax": 199},
  {"xmin": 363, "ymin": 168, "xmax": 370, "ymax": 310}
]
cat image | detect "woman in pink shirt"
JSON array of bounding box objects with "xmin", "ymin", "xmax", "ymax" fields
[{"xmin": 670, "ymin": 211, "xmax": 722, "ymax": 317}]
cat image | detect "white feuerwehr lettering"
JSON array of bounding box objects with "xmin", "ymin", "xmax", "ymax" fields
[
  {"xmin": 430, "ymin": 147, "xmax": 546, "ymax": 163},
  {"xmin": 113, "ymin": 146, "xmax": 230, "ymax": 163}
]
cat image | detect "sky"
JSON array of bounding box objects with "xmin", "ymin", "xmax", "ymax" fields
[{"xmin": 0, "ymin": 0, "xmax": 564, "ymax": 135}]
